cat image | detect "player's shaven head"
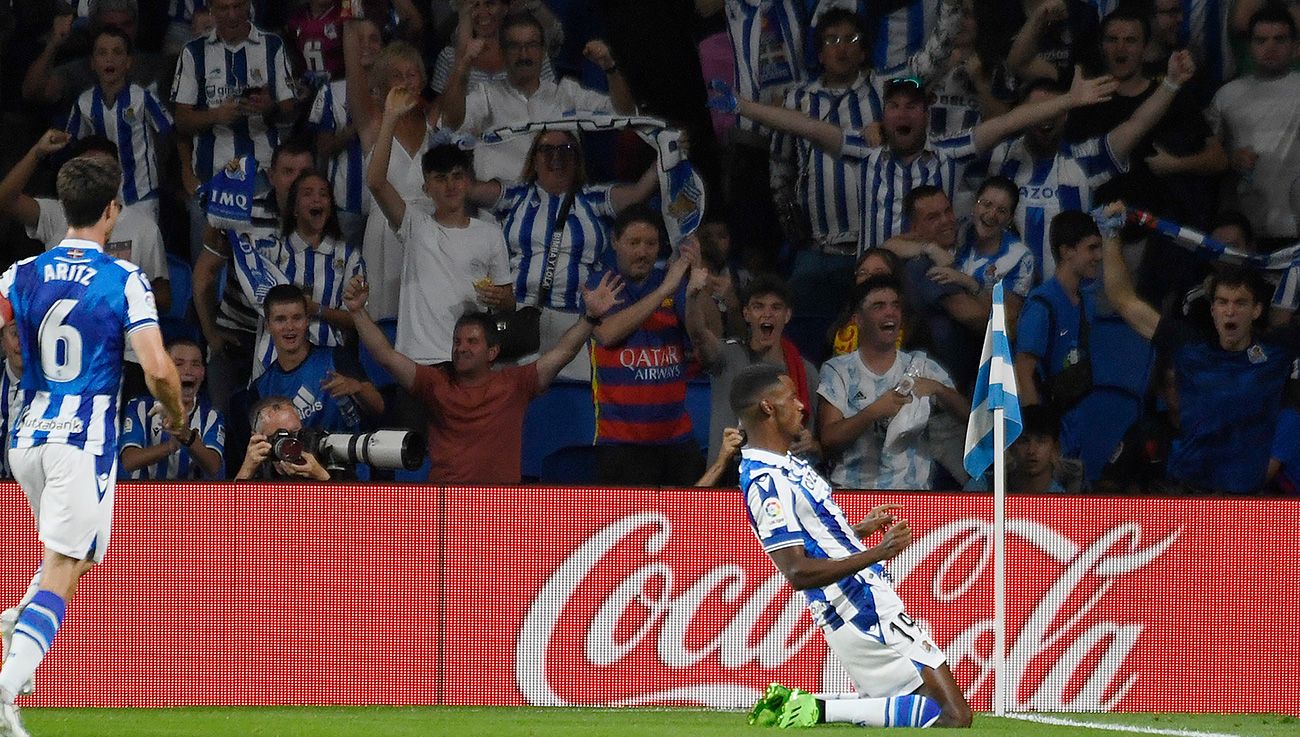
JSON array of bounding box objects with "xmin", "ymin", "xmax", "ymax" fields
[
  {"xmin": 262, "ymin": 283, "xmax": 308, "ymax": 318},
  {"xmin": 56, "ymin": 155, "xmax": 122, "ymax": 228},
  {"xmin": 730, "ymin": 363, "xmax": 787, "ymax": 421}
]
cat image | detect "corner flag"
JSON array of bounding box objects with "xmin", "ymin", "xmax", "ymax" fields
[{"xmin": 963, "ymin": 280, "xmax": 1023, "ymax": 478}]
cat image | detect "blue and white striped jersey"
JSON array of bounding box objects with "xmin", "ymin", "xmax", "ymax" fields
[
  {"xmin": 495, "ymin": 182, "xmax": 616, "ymax": 312},
  {"xmin": 771, "ymin": 74, "xmax": 881, "ymax": 245},
  {"xmin": 985, "ymin": 134, "xmax": 1125, "ymax": 278},
  {"xmin": 171, "ymin": 26, "xmax": 296, "ymax": 181},
  {"xmin": 1272, "ymin": 261, "xmax": 1300, "ymax": 313},
  {"xmin": 817, "ymin": 349, "xmax": 953, "ymax": 489},
  {"xmin": 308, "ymin": 80, "xmax": 368, "ymax": 215},
  {"xmin": 0, "ymin": 362, "xmax": 20, "ymax": 478},
  {"xmin": 1, "ymin": 239, "xmax": 158, "ymax": 456},
  {"xmin": 840, "ymin": 129, "xmax": 980, "ymax": 254},
  {"xmin": 119, "ymin": 395, "xmax": 225, "ymax": 480},
  {"xmin": 725, "ymin": 0, "xmax": 809, "ymax": 133},
  {"xmin": 869, "ymin": 0, "xmax": 941, "ymax": 76},
  {"xmin": 740, "ymin": 446, "xmax": 907, "ymax": 630},
  {"xmin": 955, "ymin": 225, "xmax": 1037, "ymax": 297},
  {"xmin": 66, "ymin": 83, "xmax": 173, "ymax": 207}
]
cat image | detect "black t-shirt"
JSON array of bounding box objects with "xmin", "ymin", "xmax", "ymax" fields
[{"xmin": 1064, "ymin": 79, "xmax": 1213, "ymax": 223}]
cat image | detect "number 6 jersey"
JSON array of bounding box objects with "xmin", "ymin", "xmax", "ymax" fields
[{"xmin": 0, "ymin": 238, "xmax": 158, "ymax": 455}]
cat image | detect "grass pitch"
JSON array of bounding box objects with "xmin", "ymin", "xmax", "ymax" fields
[{"xmin": 16, "ymin": 707, "xmax": 1298, "ymax": 737}]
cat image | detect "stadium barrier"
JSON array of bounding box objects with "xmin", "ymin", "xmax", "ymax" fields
[{"xmin": 1, "ymin": 481, "xmax": 1296, "ymax": 714}]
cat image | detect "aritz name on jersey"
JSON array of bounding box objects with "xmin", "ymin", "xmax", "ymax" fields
[
  {"xmin": 43, "ymin": 262, "xmax": 98, "ymax": 286},
  {"xmin": 618, "ymin": 346, "xmax": 682, "ymax": 381}
]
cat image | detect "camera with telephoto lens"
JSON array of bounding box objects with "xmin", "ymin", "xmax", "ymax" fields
[{"xmin": 267, "ymin": 428, "xmax": 424, "ymax": 470}]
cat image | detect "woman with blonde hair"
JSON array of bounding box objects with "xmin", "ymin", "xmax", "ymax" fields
[{"xmin": 343, "ymin": 24, "xmax": 437, "ymax": 320}]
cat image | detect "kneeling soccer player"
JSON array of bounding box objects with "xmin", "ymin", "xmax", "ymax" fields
[{"xmin": 732, "ymin": 364, "xmax": 971, "ymax": 728}]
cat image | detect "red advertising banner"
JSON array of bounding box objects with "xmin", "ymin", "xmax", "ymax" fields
[{"xmin": 0, "ymin": 481, "xmax": 1296, "ymax": 713}]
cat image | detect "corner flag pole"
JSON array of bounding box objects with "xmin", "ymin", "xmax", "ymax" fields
[
  {"xmin": 993, "ymin": 406, "xmax": 1007, "ymax": 717},
  {"xmin": 962, "ymin": 280, "xmax": 1021, "ymax": 718}
]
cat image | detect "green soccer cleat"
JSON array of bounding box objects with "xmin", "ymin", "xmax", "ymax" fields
[
  {"xmin": 777, "ymin": 688, "xmax": 820, "ymax": 729},
  {"xmin": 747, "ymin": 683, "xmax": 792, "ymax": 726}
]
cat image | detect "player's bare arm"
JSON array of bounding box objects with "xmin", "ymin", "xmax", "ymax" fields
[{"xmin": 767, "ymin": 521, "xmax": 911, "ymax": 591}]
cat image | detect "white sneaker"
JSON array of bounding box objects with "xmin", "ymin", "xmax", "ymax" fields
[
  {"xmin": 0, "ymin": 609, "xmax": 34, "ymax": 696},
  {"xmin": 0, "ymin": 696, "xmax": 30, "ymax": 737}
]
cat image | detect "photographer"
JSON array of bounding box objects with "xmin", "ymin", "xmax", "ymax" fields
[{"xmin": 235, "ymin": 396, "xmax": 332, "ymax": 481}]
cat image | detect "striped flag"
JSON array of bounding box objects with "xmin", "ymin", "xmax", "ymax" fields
[{"xmin": 963, "ymin": 280, "xmax": 1022, "ymax": 479}]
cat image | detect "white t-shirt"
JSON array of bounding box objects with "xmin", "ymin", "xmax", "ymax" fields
[
  {"xmin": 1206, "ymin": 71, "xmax": 1300, "ymax": 239},
  {"xmin": 394, "ymin": 209, "xmax": 512, "ymax": 365},
  {"xmin": 457, "ymin": 77, "xmax": 614, "ymax": 182}
]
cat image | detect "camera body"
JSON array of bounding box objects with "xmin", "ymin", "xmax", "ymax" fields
[{"xmin": 267, "ymin": 429, "xmax": 424, "ymax": 471}]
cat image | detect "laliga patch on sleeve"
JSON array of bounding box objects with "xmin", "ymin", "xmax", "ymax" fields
[{"xmin": 759, "ymin": 497, "xmax": 788, "ymax": 532}]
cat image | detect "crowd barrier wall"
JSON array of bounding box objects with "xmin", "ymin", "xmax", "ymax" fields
[{"xmin": 1, "ymin": 482, "xmax": 1295, "ymax": 714}]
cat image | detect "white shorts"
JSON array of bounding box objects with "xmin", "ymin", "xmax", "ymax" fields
[
  {"xmin": 821, "ymin": 610, "xmax": 947, "ymax": 698},
  {"xmin": 9, "ymin": 445, "xmax": 118, "ymax": 563}
]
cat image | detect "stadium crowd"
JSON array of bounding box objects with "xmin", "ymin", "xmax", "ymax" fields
[{"xmin": 1, "ymin": 0, "xmax": 1299, "ymax": 494}]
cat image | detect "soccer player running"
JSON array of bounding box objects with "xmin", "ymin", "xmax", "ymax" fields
[
  {"xmin": 732, "ymin": 363, "xmax": 971, "ymax": 729},
  {"xmin": 0, "ymin": 155, "xmax": 185, "ymax": 737}
]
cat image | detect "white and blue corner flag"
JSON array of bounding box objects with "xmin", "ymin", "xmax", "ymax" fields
[{"xmin": 964, "ymin": 280, "xmax": 1023, "ymax": 479}]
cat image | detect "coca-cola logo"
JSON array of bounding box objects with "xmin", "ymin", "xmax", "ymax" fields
[{"xmin": 516, "ymin": 512, "xmax": 1181, "ymax": 711}]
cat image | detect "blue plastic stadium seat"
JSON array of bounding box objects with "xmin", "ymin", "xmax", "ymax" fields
[{"xmin": 540, "ymin": 445, "xmax": 599, "ymax": 485}]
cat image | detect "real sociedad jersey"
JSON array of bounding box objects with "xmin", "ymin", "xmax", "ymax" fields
[
  {"xmin": 987, "ymin": 134, "xmax": 1125, "ymax": 278},
  {"xmin": 740, "ymin": 446, "xmax": 906, "ymax": 630},
  {"xmin": 308, "ymin": 80, "xmax": 367, "ymax": 214},
  {"xmin": 840, "ymin": 129, "xmax": 979, "ymax": 254},
  {"xmin": 251, "ymin": 345, "xmax": 362, "ymax": 432},
  {"xmin": 0, "ymin": 240, "xmax": 158, "ymax": 456},
  {"xmin": 171, "ymin": 26, "xmax": 295, "ymax": 181},
  {"xmin": 66, "ymin": 83, "xmax": 174, "ymax": 206},
  {"xmin": 497, "ymin": 183, "xmax": 615, "ymax": 312},
  {"xmin": 772, "ymin": 74, "xmax": 880, "ymax": 245},
  {"xmin": 120, "ymin": 395, "xmax": 225, "ymax": 479},
  {"xmin": 726, "ymin": 0, "xmax": 808, "ymax": 132},
  {"xmin": 955, "ymin": 225, "xmax": 1037, "ymax": 297}
]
